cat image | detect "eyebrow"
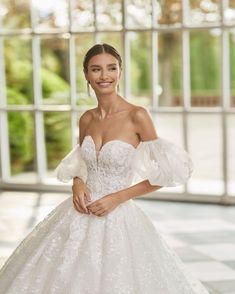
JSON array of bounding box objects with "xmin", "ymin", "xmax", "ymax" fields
[{"xmin": 89, "ymin": 63, "xmax": 117, "ymax": 68}]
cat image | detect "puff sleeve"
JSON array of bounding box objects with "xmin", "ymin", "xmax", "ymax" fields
[
  {"xmin": 131, "ymin": 137, "xmax": 194, "ymax": 187},
  {"xmin": 55, "ymin": 145, "xmax": 88, "ymax": 183}
]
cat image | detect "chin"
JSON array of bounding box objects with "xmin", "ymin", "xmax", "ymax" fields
[{"xmin": 96, "ymin": 88, "xmax": 116, "ymax": 95}]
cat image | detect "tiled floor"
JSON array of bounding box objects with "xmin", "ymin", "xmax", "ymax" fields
[{"xmin": 0, "ymin": 191, "xmax": 235, "ymax": 294}]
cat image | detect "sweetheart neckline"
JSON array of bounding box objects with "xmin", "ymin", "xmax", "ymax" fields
[{"xmin": 82, "ymin": 135, "xmax": 139, "ymax": 153}]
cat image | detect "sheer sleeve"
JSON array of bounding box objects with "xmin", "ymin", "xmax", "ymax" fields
[
  {"xmin": 54, "ymin": 145, "xmax": 88, "ymax": 183},
  {"xmin": 131, "ymin": 137, "xmax": 194, "ymax": 187}
]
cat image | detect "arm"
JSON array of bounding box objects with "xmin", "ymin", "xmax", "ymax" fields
[
  {"xmin": 72, "ymin": 110, "xmax": 92, "ymax": 213},
  {"xmin": 117, "ymin": 180, "xmax": 162, "ymax": 204},
  {"xmin": 72, "ymin": 109, "xmax": 91, "ymax": 185},
  {"xmin": 116, "ymin": 107, "xmax": 162, "ymax": 204}
]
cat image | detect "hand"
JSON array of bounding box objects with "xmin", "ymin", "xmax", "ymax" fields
[
  {"xmin": 72, "ymin": 178, "xmax": 92, "ymax": 214},
  {"xmin": 86, "ymin": 193, "xmax": 122, "ymax": 217}
]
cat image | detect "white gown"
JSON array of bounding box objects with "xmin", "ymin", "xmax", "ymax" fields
[{"xmin": 0, "ymin": 135, "xmax": 209, "ymax": 294}]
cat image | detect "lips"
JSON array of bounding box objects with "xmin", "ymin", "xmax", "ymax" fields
[{"xmin": 97, "ymin": 81, "xmax": 113, "ymax": 87}]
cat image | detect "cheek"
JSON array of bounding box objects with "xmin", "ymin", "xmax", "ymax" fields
[
  {"xmin": 111, "ymin": 71, "xmax": 120, "ymax": 80},
  {"xmin": 88, "ymin": 73, "xmax": 99, "ymax": 82}
]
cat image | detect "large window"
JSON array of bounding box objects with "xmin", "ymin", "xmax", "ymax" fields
[{"xmin": 0, "ymin": 0, "xmax": 235, "ymax": 204}]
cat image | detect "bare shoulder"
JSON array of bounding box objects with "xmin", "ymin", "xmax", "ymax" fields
[
  {"xmin": 131, "ymin": 105, "xmax": 152, "ymax": 126},
  {"xmin": 131, "ymin": 105, "xmax": 150, "ymax": 121},
  {"xmin": 131, "ymin": 106, "xmax": 158, "ymax": 141},
  {"xmin": 79, "ymin": 109, "xmax": 93, "ymax": 125},
  {"xmin": 78, "ymin": 109, "xmax": 94, "ymax": 144}
]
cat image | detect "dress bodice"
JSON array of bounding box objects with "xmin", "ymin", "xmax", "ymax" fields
[
  {"xmin": 55, "ymin": 135, "xmax": 194, "ymax": 200},
  {"xmin": 80, "ymin": 135, "xmax": 137, "ymax": 200}
]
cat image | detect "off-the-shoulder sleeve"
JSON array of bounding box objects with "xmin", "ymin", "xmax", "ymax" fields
[
  {"xmin": 54, "ymin": 145, "xmax": 88, "ymax": 183},
  {"xmin": 131, "ymin": 137, "xmax": 194, "ymax": 187}
]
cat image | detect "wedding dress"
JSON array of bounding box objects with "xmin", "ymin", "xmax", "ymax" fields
[{"xmin": 0, "ymin": 135, "xmax": 209, "ymax": 294}]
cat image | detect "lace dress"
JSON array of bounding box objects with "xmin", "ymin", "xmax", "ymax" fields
[{"xmin": 0, "ymin": 135, "xmax": 209, "ymax": 294}]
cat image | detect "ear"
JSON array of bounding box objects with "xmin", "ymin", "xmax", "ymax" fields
[
  {"xmin": 83, "ymin": 69, "xmax": 88, "ymax": 81},
  {"xmin": 118, "ymin": 68, "xmax": 122, "ymax": 79}
]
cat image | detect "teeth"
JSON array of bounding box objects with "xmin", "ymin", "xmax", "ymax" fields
[{"xmin": 98, "ymin": 82, "xmax": 112, "ymax": 87}]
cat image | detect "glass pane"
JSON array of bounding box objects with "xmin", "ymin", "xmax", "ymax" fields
[
  {"xmin": 41, "ymin": 37, "xmax": 70, "ymax": 104},
  {"xmin": 126, "ymin": 0, "xmax": 152, "ymax": 29},
  {"xmin": 158, "ymin": 32, "xmax": 182, "ymax": 107},
  {"xmin": 224, "ymin": 1, "xmax": 235, "ymax": 25},
  {"xmin": 130, "ymin": 32, "xmax": 152, "ymax": 106},
  {"xmin": 187, "ymin": 114, "xmax": 224, "ymax": 195},
  {"xmin": 96, "ymin": 0, "xmax": 122, "ymax": 30},
  {"xmin": 8, "ymin": 112, "xmax": 37, "ymax": 183},
  {"xmin": 152, "ymin": 113, "xmax": 184, "ymax": 193},
  {"xmin": 227, "ymin": 114, "xmax": 235, "ymax": 196},
  {"xmin": 187, "ymin": 0, "xmax": 221, "ymax": 26},
  {"xmin": 230, "ymin": 31, "xmax": 235, "ymax": 107},
  {"xmin": 32, "ymin": 0, "xmax": 69, "ymax": 32},
  {"xmin": 75, "ymin": 34, "xmax": 95, "ymax": 105},
  {"xmin": 5, "ymin": 37, "xmax": 33, "ymax": 105},
  {"xmin": 154, "ymin": 0, "xmax": 182, "ymax": 26},
  {"xmin": 44, "ymin": 112, "xmax": 71, "ymax": 179},
  {"xmin": 98, "ymin": 33, "xmax": 123, "ymax": 59},
  {"xmin": 190, "ymin": 31, "xmax": 221, "ymax": 107},
  {"xmin": 0, "ymin": 0, "xmax": 31, "ymax": 30},
  {"xmin": 71, "ymin": 0, "xmax": 94, "ymax": 32}
]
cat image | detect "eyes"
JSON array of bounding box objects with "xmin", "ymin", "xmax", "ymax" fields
[{"xmin": 91, "ymin": 67, "xmax": 117, "ymax": 72}]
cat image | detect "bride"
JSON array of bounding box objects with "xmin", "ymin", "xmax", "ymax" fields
[{"xmin": 0, "ymin": 43, "xmax": 209, "ymax": 293}]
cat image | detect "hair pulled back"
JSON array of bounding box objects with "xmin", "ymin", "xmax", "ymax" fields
[{"xmin": 83, "ymin": 43, "xmax": 122, "ymax": 73}]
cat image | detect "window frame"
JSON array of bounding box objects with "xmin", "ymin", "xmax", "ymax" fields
[{"xmin": 0, "ymin": 0, "xmax": 234, "ymax": 204}]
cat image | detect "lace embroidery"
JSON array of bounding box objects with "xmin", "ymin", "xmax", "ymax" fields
[{"xmin": 0, "ymin": 137, "xmax": 208, "ymax": 294}]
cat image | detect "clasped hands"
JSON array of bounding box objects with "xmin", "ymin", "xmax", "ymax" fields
[{"xmin": 72, "ymin": 178, "xmax": 122, "ymax": 217}]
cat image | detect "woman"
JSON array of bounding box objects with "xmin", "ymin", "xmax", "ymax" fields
[{"xmin": 0, "ymin": 43, "xmax": 209, "ymax": 293}]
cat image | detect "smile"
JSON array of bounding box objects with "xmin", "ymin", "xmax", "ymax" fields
[{"xmin": 97, "ymin": 82, "xmax": 113, "ymax": 87}]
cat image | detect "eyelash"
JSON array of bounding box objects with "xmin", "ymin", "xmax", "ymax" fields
[{"xmin": 92, "ymin": 67, "xmax": 117, "ymax": 72}]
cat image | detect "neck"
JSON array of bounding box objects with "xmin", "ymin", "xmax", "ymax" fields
[{"xmin": 95, "ymin": 92, "xmax": 123, "ymax": 119}]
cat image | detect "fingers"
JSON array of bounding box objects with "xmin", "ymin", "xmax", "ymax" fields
[
  {"xmin": 88, "ymin": 203, "xmax": 106, "ymax": 216},
  {"xmin": 72, "ymin": 193, "xmax": 109, "ymax": 217},
  {"xmin": 99, "ymin": 211, "xmax": 108, "ymax": 217},
  {"xmin": 80, "ymin": 196, "xmax": 88, "ymax": 214},
  {"xmin": 73, "ymin": 195, "xmax": 88, "ymax": 214},
  {"xmin": 85, "ymin": 193, "xmax": 92, "ymax": 204},
  {"xmin": 85, "ymin": 189, "xmax": 92, "ymax": 201},
  {"xmin": 94, "ymin": 209, "xmax": 105, "ymax": 216},
  {"xmin": 73, "ymin": 198, "xmax": 84, "ymax": 213}
]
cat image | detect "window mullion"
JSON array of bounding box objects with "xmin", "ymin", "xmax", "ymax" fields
[
  {"xmin": 151, "ymin": 31, "xmax": 158, "ymax": 109},
  {"xmin": 221, "ymin": 24, "xmax": 230, "ymax": 201},
  {"xmin": 32, "ymin": 36, "xmax": 47, "ymax": 182},
  {"xmin": 69, "ymin": 36, "xmax": 78, "ymax": 147},
  {"xmin": 182, "ymin": 27, "xmax": 191, "ymax": 194},
  {"xmin": 0, "ymin": 37, "xmax": 10, "ymax": 181}
]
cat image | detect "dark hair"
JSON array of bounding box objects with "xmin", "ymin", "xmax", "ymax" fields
[{"xmin": 83, "ymin": 43, "xmax": 122, "ymax": 73}]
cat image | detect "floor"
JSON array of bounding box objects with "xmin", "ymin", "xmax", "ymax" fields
[{"xmin": 0, "ymin": 191, "xmax": 235, "ymax": 294}]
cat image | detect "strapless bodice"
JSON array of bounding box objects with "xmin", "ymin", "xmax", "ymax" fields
[{"xmin": 80, "ymin": 135, "xmax": 137, "ymax": 200}]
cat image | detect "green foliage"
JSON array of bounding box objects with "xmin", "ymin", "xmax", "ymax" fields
[
  {"xmin": 5, "ymin": 30, "xmax": 235, "ymax": 175},
  {"xmin": 8, "ymin": 60, "xmax": 32, "ymax": 93},
  {"xmin": 190, "ymin": 32, "xmax": 220, "ymax": 93},
  {"xmin": 131, "ymin": 33, "xmax": 151, "ymax": 96},
  {"xmin": 44, "ymin": 112, "xmax": 71, "ymax": 169},
  {"xmin": 41, "ymin": 68, "xmax": 69, "ymax": 98},
  {"xmin": 7, "ymin": 88, "xmax": 34, "ymax": 174},
  {"xmin": 230, "ymin": 37, "xmax": 235, "ymax": 93},
  {"xmin": 41, "ymin": 50, "xmax": 61, "ymax": 74}
]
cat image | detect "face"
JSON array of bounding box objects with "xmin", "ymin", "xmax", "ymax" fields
[{"xmin": 84, "ymin": 53, "xmax": 121, "ymax": 95}]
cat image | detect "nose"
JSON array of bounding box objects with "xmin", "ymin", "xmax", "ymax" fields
[{"xmin": 100, "ymin": 69, "xmax": 108, "ymax": 80}]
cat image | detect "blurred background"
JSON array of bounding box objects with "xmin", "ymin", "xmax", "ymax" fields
[
  {"xmin": 1, "ymin": 2, "xmax": 235, "ymax": 292},
  {"xmin": 0, "ymin": 0, "xmax": 235, "ymax": 204}
]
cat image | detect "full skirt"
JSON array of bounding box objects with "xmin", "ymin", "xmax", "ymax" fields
[{"xmin": 0, "ymin": 197, "xmax": 209, "ymax": 294}]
